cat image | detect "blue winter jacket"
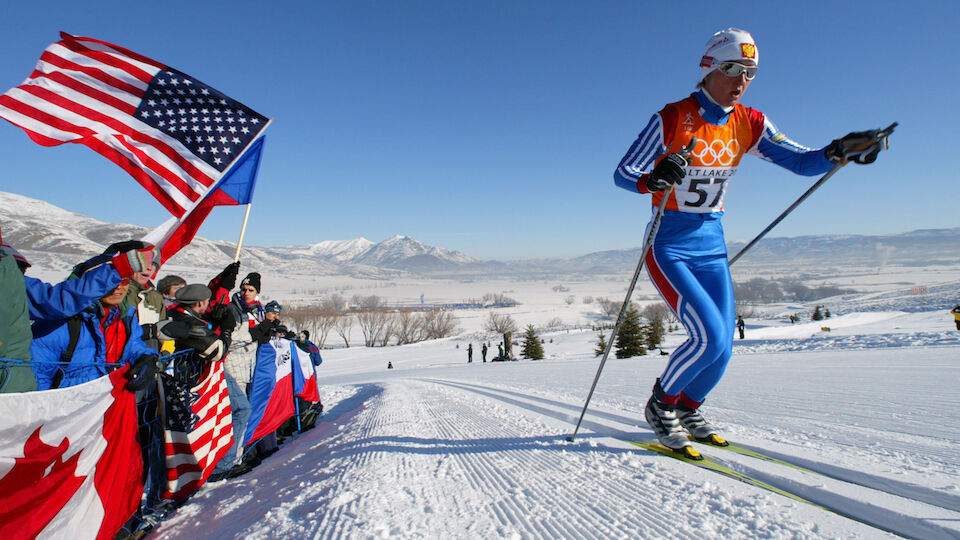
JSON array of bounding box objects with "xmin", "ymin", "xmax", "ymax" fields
[
  {"xmin": 25, "ymin": 263, "xmax": 122, "ymax": 321},
  {"xmin": 30, "ymin": 303, "xmax": 156, "ymax": 390}
]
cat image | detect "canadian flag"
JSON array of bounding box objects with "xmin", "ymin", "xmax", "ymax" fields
[{"xmin": 0, "ymin": 367, "xmax": 142, "ymax": 540}]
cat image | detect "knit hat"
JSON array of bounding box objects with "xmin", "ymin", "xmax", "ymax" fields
[
  {"xmin": 240, "ymin": 272, "xmax": 261, "ymax": 293},
  {"xmin": 175, "ymin": 284, "xmax": 212, "ymax": 304},
  {"xmin": 264, "ymin": 300, "xmax": 282, "ymax": 314},
  {"xmin": 700, "ymin": 28, "xmax": 758, "ymax": 79}
]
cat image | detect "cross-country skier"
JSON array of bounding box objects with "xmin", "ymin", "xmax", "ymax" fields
[{"xmin": 614, "ymin": 28, "xmax": 885, "ymax": 457}]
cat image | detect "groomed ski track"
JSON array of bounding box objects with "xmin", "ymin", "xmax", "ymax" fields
[{"xmin": 154, "ymin": 358, "xmax": 960, "ymax": 539}]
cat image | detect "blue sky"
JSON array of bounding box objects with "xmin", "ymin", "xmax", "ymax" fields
[{"xmin": 0, "ymin": 1, "xmax": 955, "ymax": 259}]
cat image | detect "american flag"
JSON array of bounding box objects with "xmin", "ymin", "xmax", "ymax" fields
[
  {"xmin": 160, "ymin": 359, "xmax": 233, "ymax": 500},
  {"xmin": 0, "ymin": 32, "xmax": 268, "ymax": 218}
]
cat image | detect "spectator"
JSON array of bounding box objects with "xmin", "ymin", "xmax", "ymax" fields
[
  {"xmin": 0, "ymin": 237, "xmax": 156, "ymax": 393},
  {"xmin": 951, "ymin": 305, "xmax": 960, "ymax": 331},
  {"xmin": 251, "ymin": 300, "xmax": 294, "ymax": 344},
  {"xmin": 157, "ymin": 274, "xmax": 186, "ymax": 308},
  {"xmin": 467, "ymin": 343, "xmax": 473, "ymax": 363},
  {"xmin": 482, "ymin": 342, "xmax": 488, "ymax": 362},
  {"xmin": 30, "ymin": 274, "xmax": 158, "ymax": 392},
  {"xmin": 225, "ymin": 272, "xmax": 265, "ymax": 385},
  {"xmin": 736, "ymin": 315, "xmax": 745, "ymax": 340},
  {"xmin": 165, "ymin": 285, "xmax": 229, "ymax": 369},
  {"xmin": 126, "ymin": 261, "xmax": 166, "ymax": 350}
]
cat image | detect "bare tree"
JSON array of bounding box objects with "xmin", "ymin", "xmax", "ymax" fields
[
  {"xmin": 313, "ymin": 306, "xmax": 339, "ymax": 348},
  {"xmin": 484, "ymin": 312, "xmax": 518, "ymax": 335},
  {"xmin": 640, "ymin": 302, "xmax": 674, "ymax": 324},
  {"xmin": 546, "ymin": 317, "xmax": 564, "ymax": 330},
  {"xmin": 378, "ymin": 313, "xmax": 396, "ymax": 347},
  {"xmin": 283, "ymin": 304, "xmax": 313, "ymax": 336},
  {"xmin": 596, "ymin": 297, "xmax": 620, "ymax": 319},
  {"xmin": 394, "ymin": 310, "xmax": 425, "ymax": 344},
  {"xmin": 423, "ymin": 310, "xmax": 459, "ymax": 339},
  {"xmin": 564, "ymin": 295, "xmax": 576, "ymax": 305},
  {"xmin": 356, "ymin": 308, "xmax": 391, "ymax": 347},
  {"xmin": 334, "ymin": 314, "xmax": 354, "ymax": 348}
]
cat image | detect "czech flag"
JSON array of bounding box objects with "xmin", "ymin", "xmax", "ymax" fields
[
  {"xmin": 243, "ymin": 337, "xmax": 295, "ymax": 446},
  {"xmin": 291, "ymin": 342, "xmax": 320, "ymax": 403}
]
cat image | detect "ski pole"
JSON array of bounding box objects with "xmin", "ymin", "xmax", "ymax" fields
[
  {"xmin": 728, "ymin": 122, "xmax": 897, "ymax": 266},
  {"xmin": 567, "ymin": 138, "xmax": 695, "ymax": 442}
]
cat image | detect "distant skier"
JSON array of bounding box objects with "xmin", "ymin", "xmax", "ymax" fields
[
  {"xmin": 387, "ymin": 361, "xmax": 394, "ymax": 369},
  {"xmin": 736, "ymin": 315, "xmax": 745, "ymax": 340},
  {"xmin": 614, "ymin": 28, "xmax": 885, "ymax": 458},
  {"xmin": 468, "ymin": 343, "xmax": 473, "ymax": 363},
  {"xmin": 951, "ymin": 306, "xmax": 960, "ymax": 331}
]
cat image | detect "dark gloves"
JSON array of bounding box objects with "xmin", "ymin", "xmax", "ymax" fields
[
  {"xmin": 645, "ymin": 152, "xmax": 688, "ymax": 192},
  {"xmin": 275, "ymin": 325, "xmax": 296, "ymax": 339},
  {"xmin": 209, "ymin": 303, "xmax": 237, "ymax": 335},
  {"xmin": 218, "ymin": 261, "xmax": 241, "ymax": 291},
  {"xmin": 126, "ymin": 354, "xmax": 159, "ymax": 391},
  {"xmin": 102, "ymin": 240, "xmax": 148, "ymax": 256},
  {"xmin": 111, "ymin": 245, "xmax": 159, "ymax": 279},
  {"xmin": 825, "ymin": 130, "xmax": 883, "ymax": 164}
]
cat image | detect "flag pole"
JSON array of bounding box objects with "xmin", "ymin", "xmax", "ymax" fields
[
  {"xmin": 230, "ymin": 118, "xmax": 272, "ymax": 263},
  {"xmin": 233, "ymin": 204, "xmax": 252, "ymax": 262}
]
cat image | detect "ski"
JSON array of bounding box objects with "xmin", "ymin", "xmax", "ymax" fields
[
  {"xmin": 627, "ymin": 440, "xmax": 826, "ymax": 509},
  {"xmin": 687, "ymin": 436, "xmax": 819, "ymax": 475},
  {"xmin": 627, "ymin": 438, "xmax": 909, "ymax": 537}
]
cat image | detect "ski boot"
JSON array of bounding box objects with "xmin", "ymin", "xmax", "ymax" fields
[
  {"xmin": 644, "ymin": 380, "xmax": 701, "ymax": 460},
  {"xmin": 676, "ymin": 403, "xmax": 728, "ymax": 447}
]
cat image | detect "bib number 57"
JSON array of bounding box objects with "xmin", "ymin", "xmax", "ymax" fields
[{"xmin": 683, "ymin": 178, "xmax": 725, "ymax": 208}]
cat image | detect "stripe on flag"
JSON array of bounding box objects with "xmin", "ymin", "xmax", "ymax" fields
[
  {"xmin": 160, "ymin": 360, "xmax": 233, "ymax": 500},
  {"xmin": 0, "ymin": 32, "xmax": 268, "ymax": 218}
]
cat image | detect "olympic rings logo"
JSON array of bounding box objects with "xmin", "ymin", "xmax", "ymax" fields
[{"xmin": 691, "ymin": 139, "xmax": 740, "ymax": 166}]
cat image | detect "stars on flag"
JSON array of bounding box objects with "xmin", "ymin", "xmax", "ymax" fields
[{"xmin": 137, "ymin": 70, "xmax": 265, "ymax": 171}]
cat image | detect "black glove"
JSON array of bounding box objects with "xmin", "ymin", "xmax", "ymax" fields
[
  {"xmin": 645, "ymin": 152, "xmax": 687, "ymax": 192},
  {"xmin": 209, "ymin": 304, "xmax": 237, "ymax": 334},
  {"xmin": 218, "ymin": 261, "xmax": 241, "ymax": 291},
  {"xmin": 102, "ymin": 240, "xmax": 148, "ymax": 256},
  {"xmin": 826, "ymin": 130, "xmax": 883, "ymax": 164},
  {"xmin": 126, "ymin": 354, "xmax": 159, "ymax": 391}
]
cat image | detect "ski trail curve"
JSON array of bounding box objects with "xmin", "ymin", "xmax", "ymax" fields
[{"xmin": 154, "ymin": 379, "xmax": 884, "ymax": 539}]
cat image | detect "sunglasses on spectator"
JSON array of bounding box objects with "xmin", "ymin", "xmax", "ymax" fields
[{"xmin": 718, "ymin": 62, "xmax": 757, "ymax": 80}]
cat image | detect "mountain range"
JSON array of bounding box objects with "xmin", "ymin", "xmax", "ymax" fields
[{"xmin": 2, "ymin": 190, "xmax": 957, "ymax": 278}]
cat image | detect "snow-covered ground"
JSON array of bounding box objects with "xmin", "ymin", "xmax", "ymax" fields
[{"xmin": 150, "ymin": 278, "xmax": 960, "ymax": 539}]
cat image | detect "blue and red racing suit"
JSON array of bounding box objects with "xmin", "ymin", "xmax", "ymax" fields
[{"xmin": 614, "ymin": 88, "xmax": 832, "ymax": 407}]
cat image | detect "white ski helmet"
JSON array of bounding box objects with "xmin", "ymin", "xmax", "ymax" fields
[{"xmin": 700, "ymin": 28, "xmax": 758, "ymax": 79}]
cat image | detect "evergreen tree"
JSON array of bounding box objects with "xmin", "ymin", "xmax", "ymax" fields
[
  {"xmin": 643, "ymin": 314, "xmax": 665, "ymax": 350},
  {"xmin": 812, "ymin": 305, "xmax": 824, "ymax": 321},
  {"xmin": 615, "ymin": 306, "xmax": 646, "ymax": 358},
  {"xmin": 594, "ymin": 332, "xmax": 608, "ymax": 357},
  {"xmin": 521, "ymin": 324, "xmax": 545, "ymax": 360}
]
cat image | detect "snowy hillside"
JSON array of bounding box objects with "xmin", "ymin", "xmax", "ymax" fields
[
  {"xmin": 4, "ymin": 190, "xmax": 958, "ymax": 280},
  {"xmin": 154, "ymin": 297, "xmax": 960, "ymax": 539},
  {"xmin": 0, "ymin": 191, "xmax": 471, "ymax": 277}
]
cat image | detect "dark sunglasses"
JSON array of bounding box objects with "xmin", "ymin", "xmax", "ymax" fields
[{"xmin": 718, "ymin": 62, "xmax": 757, "ymax": 80}]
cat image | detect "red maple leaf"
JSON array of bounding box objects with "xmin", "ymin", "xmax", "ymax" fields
[{"xmin": 0, "ymin": 426, "xmax": 87, "ymax": 539}]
